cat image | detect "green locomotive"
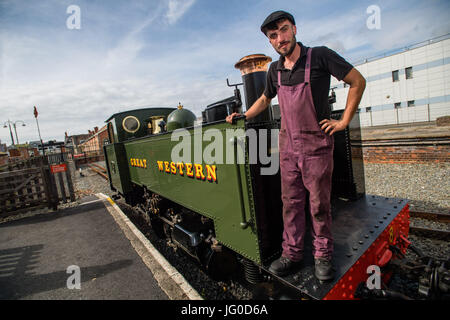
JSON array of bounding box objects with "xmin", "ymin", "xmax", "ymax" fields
[{"xmin": 103, "ymin": 54, "xmax": 414, "ymax": 300}]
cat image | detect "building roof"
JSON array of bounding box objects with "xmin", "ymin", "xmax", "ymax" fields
[{"xmin": 352, "ymin": 33, "xmax": 449, "ymax": 66}]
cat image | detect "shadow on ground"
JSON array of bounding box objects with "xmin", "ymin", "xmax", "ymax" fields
[{"xmin": 0, "ymin": 244, "xmax": 132, "ymax": 299}]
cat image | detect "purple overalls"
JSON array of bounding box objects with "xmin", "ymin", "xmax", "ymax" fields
[{"xmin": 278, "ymin": 48, "xmax": 334, "ymax": 261}]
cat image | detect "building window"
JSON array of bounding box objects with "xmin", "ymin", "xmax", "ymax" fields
[
  {"xmin": 392, "ymin": 70, "xmax": 399, "ymax": 82},
  {"xmin": 366, "ymin": 107, "xmax": 372, "ymax": 112},
  {"xmin": 407, "ymin": 100, "xmax": 415, "ymax": 107},
  {"xmin": 405, "ymin": 67, "xmax": 413, "ymax": 79},
  {"xmin": 394, "ymin": 102, "xmax": 401, "ymax": 109}
]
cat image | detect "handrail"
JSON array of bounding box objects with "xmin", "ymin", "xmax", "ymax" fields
[{"xmin": 232, "ymin": 136, "xmax": 249, "ymax": 229}]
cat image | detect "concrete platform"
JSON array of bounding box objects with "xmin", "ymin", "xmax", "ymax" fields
[{"xmin": 0, "ymin": 194, "xmax": 201, "ymax": 300}]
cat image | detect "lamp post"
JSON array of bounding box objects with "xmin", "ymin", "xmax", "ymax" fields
[
  {"xmin": 5, "ymin": 120, "xmax": 26, "ymax": 145},
  {"xmin": 3, "ymin": 120, "xmax": 26, "ymax": 146},
  {"xmin": 3, "ymin": 120, "xmax": 15, "ymax": 145},
  {"xmin": 13, "ymin": 120, "xmax": 26, "ymax": 145}
]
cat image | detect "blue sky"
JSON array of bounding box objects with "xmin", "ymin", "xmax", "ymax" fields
[{"xmin": 1, "ymin": 0, "xmax": 449, "ymax": 144}]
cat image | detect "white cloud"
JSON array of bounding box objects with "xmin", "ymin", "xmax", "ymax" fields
[
  {"xmin": 1, "ymin": 0, "xmax": 449, "ymax": 146},
  {"xmin": 294, "ymin": 2, "xmax": 450, "ymax": 63},
  {"xmin": 0, "ymin": 72, "xmax": 234, "ymax": 143},
  {"xmin": 166, "ymin": 0, "xmax": 196, "ymax": 25},
  {"xmin": 104, "ymin": 5, "xmax": 165, "ymax": 69}
]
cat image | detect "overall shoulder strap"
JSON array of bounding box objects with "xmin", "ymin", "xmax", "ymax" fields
[{"xmin": 304, "ymin": 48, "xmax": 312, "ymax": 83}]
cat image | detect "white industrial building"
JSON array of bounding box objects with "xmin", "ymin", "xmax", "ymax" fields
[{"xmin": 331, "ymin": 34, "xmax": 450, "ymax": 127}]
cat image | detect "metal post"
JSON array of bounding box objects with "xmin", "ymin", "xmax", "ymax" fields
[
  {"xmin": 14, "ymin": 121, "xmax": 25, "ymax": 145},
  {"xmin": 13, "ymin": 123, "xmax": 19, "ymax": 145},
  {"xmin": 3, "ymin": 120, "xmax": 25, "ymax": 146},
  {"xmin": 64, "ymin": 161, "xmax": 75, "ymax": 202},
  {"xmin": 59, "ymin": 145, "xmax": 64, "ymax": 163},
  {"xmin": 6, "ymin": 121, "xmax": 15, "ymax": 145},
  {"xmin": 34, "ymin": 109, "xmax": 44, "ymax": 155},
  {"xmin": 396, "ymin": 107, "xmax": 399, "ymax": 125},
  {"xmin": 57, "ymin": 172, "xmax": 67, "ymax": 203}
]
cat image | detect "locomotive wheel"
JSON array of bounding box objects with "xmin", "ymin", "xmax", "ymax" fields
[
  {"xmin": 204, "ymin": 247, "xmax": 238, "ymax": 281},
  {"xmin": 149, "ymin": 216, "xmax": 166, "ymax": 239}
]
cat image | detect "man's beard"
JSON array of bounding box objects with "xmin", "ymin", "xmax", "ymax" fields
[{"xmin": 276, "ymin": 36, "xmax": 296, "ymax": 57}]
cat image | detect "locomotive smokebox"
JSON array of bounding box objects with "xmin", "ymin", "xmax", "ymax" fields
[{"xmin": 235, "ymin": 54, "xmax": 272, "ymax": 123}]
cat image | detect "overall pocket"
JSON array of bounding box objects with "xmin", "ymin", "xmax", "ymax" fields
[{"xmin": 294, "ymin": 130, "xmax": 333, "ymax": 156}]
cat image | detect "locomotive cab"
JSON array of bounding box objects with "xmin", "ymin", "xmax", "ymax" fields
[
  {"xmin": 103, "ymin": 107, "xmax": 175, "ymax": 195},
  {"xmin": 105, "ymin": 107, "xmax": 176, "ymax": 143}
]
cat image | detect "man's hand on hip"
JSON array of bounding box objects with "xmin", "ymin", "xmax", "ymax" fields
[{"xmin": 319, "ymin": 118, "xmax": 347, "ymax": 135}]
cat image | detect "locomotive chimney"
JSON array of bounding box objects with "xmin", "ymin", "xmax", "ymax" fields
[{"xmin": 234, "ymin": 54, "xmax": 272, "ymax": 123}]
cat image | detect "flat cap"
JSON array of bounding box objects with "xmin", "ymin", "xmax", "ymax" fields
[{"xmin": 260, "ymin": 10, "xmax": 295, "ymax": 34}]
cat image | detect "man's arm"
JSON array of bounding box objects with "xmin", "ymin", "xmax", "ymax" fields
[
  {"xmin": 320, "ymin": 67, "xmax": 366, "ymax": 135},
  {"xmin": 226, "ymin": 93, "xmax": 272, "ymax": 123}
]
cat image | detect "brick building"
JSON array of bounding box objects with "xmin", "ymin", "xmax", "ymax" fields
[
  {"xmin": 8, "ymin": 145, "xmax": 40, "ymax": 159},
  {"xmin": 0, "ymin": 152, "xmax": 8, "ymax": 167},
  {"xmin": 77, "ymin": 125, "xmax": 109, "ymax": 154},
  {"xmin": 65, "ymin": 132, "xmax": 90, "ymax": 154}
]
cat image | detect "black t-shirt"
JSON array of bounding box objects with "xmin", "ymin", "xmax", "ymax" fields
[{"xmin": 263, "ymin": 42, "xmax": 353, "ymax": 122}]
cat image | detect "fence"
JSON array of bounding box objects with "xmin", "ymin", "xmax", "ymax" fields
[
  {"xmin": 359, "ymin": 102, "xmax": 448, "ymax": 127},
  {"xmin": 0, "ymin": 153, "xmax": 75, "ymax": 217},
  {"xmin": 73, "ymin": 149, "xmax": 105, "ymax": 168}
]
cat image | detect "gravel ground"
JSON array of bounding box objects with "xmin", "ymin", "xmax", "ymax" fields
[
  {"xmin": 2, "ymin": 160, "xmax": 448, "ymax": 299},
  {"xmin": 364, "ymin": 162, "xmax": 450, "ymax": 214},
  {"xmin": 72, "ymin": 164, "xmax": 114, "ymax": 199}
]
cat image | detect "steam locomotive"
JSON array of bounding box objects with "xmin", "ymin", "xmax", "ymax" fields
[{"xmin": 103, "ymin": 54, "xmax": 447, "ymax": 300}]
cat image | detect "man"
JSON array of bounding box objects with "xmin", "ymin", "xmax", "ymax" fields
[{"xmin": 226, "ymin": 11, "xmax": 365, "ymax": 281}]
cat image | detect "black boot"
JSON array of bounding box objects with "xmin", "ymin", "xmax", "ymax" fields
[
  {"xmin": 269, "ymin": 256, "xmax": 302, "ymax": 276},
  {"xmin": 314, "ymin": 258, "xmax": 334, "ymax": 281}
]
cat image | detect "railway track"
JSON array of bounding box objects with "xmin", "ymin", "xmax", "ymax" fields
[
  {"xmin": 409, "ymin": 226, "xmax": 450, "ymax": 240},
  {"xmin": 410, "ymin": 211, "xmax": 450, "ymax": 240},
  {"xmin": 87, "ymin": 163, "xmax": 108, "ymax": 180},
  {"xmin": 410, "ymin": 211, "xmax": 450, "ymax": 223}
]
